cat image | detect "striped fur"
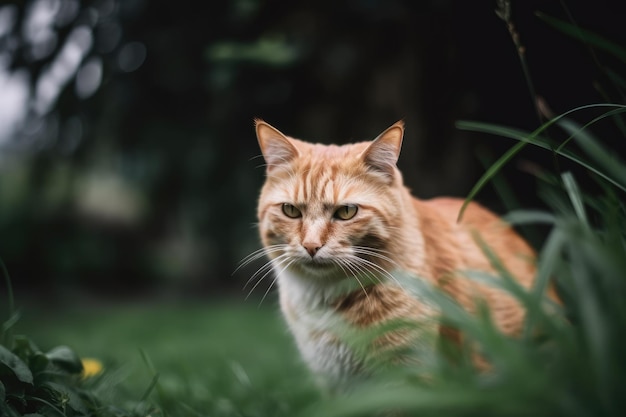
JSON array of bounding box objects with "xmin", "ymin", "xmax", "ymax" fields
[{"xmin": 254, "ymin": 120, "xmax": 550, "ymax": 387}]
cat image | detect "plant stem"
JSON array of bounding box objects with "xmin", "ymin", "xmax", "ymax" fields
[
  {"xmin": 1, "ymin": 258, "xmax": 14, "ymax": 318},
  {"xmin": 496, "ymin": 0, "xmax": 543, "ymax": 126}
]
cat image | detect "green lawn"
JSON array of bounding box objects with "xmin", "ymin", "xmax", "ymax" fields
[{"xmin": 14, "ymin": 296, "xmax": 321, "ymax": 416}]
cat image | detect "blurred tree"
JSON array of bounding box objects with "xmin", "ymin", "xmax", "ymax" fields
[{"xmin": 0, "ymin": 0, "xmax": 623, "ymax": 299}]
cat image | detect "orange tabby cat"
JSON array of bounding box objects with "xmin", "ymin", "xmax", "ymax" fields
[{"xmin": 254, "ymin": 119, "xmax": 549, "ymax": 387}]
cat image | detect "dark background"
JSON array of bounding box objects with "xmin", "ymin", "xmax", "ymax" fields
[{"xmin": 0, "ymin": 0, "xmax": 624, "ymax": 301}]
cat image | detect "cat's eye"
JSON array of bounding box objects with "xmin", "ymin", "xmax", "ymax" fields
[
  {"xmin": 333, "ymin": 204, "xmax": 358, "ymax": 220},
  {"xmin": 282, "ymin": 203, "xmax": 302, "ymax": 218}
]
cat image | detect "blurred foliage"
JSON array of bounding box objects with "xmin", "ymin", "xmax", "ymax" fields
[
  {"xmin": 10, "ymin": 109, "xmax": 626, "ymax": 416},
  {"xmin": 1, "ymin": 311, "xmax": 152, "ymax": 416},
  {"xmin": 14, "ymin": 301, "xmax": 319, "ymax": 417},
  {"xmin": 2, "ymin": 2, "xmax": 625, "ymax": 416},
  {"xmin": 305, "ymin": 104, "xmax": 626, "ymax": 417},
  {"xmin": 0, "ymin": 0, "xmax": 624, "ymax": 297}
]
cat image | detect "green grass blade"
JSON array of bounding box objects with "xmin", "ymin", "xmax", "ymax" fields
[
  {"xmin": 554, "ymin": 107, "xmax": 626, "ymax": 152},
  {"xmin": 135, "ymin": 348, "xmax": 164, "ymax": 413},
  {"xmin": 468, "ymin": 231, "xmax": 533, "ymax": 307},
  {"xmin": 476, "ymin": 149, "xmax": 521, "ymax": 212},
  {"xmin": 533, "ymin": 228, "xmax": 565, "ymax": 300},
  {"xmin": 504, "ymin": 210, "xmax": 556, "ymax": 225},
  {"xmin": 454, "ymin": 118, "xmax": 560, "ymax": 221},
  {"xmin": 536, "ymin": 12, "xmax": 626, "ymax": 64},
  {"xmin": 456, "ymin": 139, "xmax": 527, "ymax": 222},
  {"xmin": 557, "ymin": 118, "xmax": 626, "ymax": 190},
  {"xmin": 137, "ymin": 373, "xmax": 161, "ymax": 405},
  {"xmin": 565, "ymin": 235, "xmax": 613, "ymax": 405},
  {"xmin": 466, "ymin": 230, "xmax": 564, "ymax": 342},
  {"xmin": 562, "ymin": 172, "xmax": 589, "ymax": 226},
  {"xmin": 457, "ymin": 106, "xmax": 626, "ymax": 205},
  {"xmin": 457, "ymin": 105, "xmax": 626, "ymax": 195}
]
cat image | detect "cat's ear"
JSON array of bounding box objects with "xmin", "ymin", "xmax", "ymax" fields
[
  {"xmin": 361, "ymin": 121, "xmax": 404, "ymax": 181},
  {"xmin": 255, "ymin": 119, "xmax": 299, "ymax": 173}
]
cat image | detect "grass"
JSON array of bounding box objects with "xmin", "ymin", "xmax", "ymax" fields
[
  {"xmin": 3, "ymin": 5, "xmax": 626, "ymax": 416},
  {"xmin": 6, "ymin": 151, "xmax": 626, "ymax": 417},
  {"xmin": 11, "ymin": 297, "xmax": 321, "ymax": 416},
  {"xmin": 4, "ymin": 119, "xmax": 626, "ymax": 417},
  {"xmin": 5, "ymin": 116, "xmax": 626, "ymax": 417}
]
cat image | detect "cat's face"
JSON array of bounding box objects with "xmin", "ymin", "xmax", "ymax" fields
[{"xmin": 256, "ymin": 120, "xmax": 405, "ymax": 280}]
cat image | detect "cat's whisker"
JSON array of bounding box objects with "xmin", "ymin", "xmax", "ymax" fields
[
  {"xmin": 249, "ymin": 153, "xmax": 265, "ymax": 163},
  {"xmin": 334, "ymin": 258, "xmax": 370, "ymax": 299},
  {"xmin": 258, "ymin": 276, "xmax": 279, "ymax": 307},
  {"xmin": 258, "ymin": 259, "xmax": 296, "ymax": 307},
  {"xmin": 351, "ymin": 249, "xmax": 401, "ymax": 283},
  {"xmin": 341, "ymin": 256, "xmax": 384, "ymax": 289},
  {"xmin": 345, "ymin": 254, "xmax": 403, "ymax": 293},
  {"xmin": 249, "ymin": 252, "xmax": 288, "ymax": 280},
  {"xmin": 257, "ymin": 152, "xmax": 299, "ymax": 172},
  {"xmin": 242, "ymin": 260, "xmax": 274, "ymax": 290},
  {"xmin": 243, "ymin": 261, "xmax": 272, "ymax": 292},
  {"xmin": 239, "ymin": 246, "xmax": 284, "ymax": 268},
  {"xmin": 243, "ymin": 244, "xmax": 285, "ymax": 262},
  {"xmin": 353, "ymin": 256, "xmax": 405, "ymax": 291},
  {"xmin": 244, "ymin": 253, "xmax": 290, "ymax": 296},
  {"xmin": 235, "ymin": 245, "xmax": 286, "ymax": 277},
  {"xmin": 351, "ymin": 245, "xmax": 395, "ymax": 256},
  {"xmin": 352, "ymin": 246, "xmax": 399, "ymax": 267},
  {"xmin": 255, "ymin": 151, "xmax": 297, "ymax": 171},
  {"xmin": 351, "ymin": 247, "xmax": 399, "ymax": 270}
]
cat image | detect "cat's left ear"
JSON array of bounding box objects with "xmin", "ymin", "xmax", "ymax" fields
[
  {"xmin": 361, "ymin": 120, "xmax": 404, "ymax": 181},
  {"xmin": 255, "ymin": 119, "xmax": 300, "ymax": 173}
]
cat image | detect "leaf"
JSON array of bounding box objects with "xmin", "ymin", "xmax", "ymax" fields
[
  {"xmin": 12, "ymin": 335, "xmax": 41, "ymax": 361},
  {"xmin": 0, "ymin": 345, "xmax": 33, "ymax": 384},
  {"xmin": 1, "ymin": 312, "xmax": 20, "ymax": 342},
  {"xmin": 45, "ymin": 346, "xmax": 83, "ymax": 374},
  {"xmin": 42, "ymin": 381, "xmax": 89, "ymax": 415},
  {"xmin": 29, "ymin": 352, "xmax": 50, "ymax": 375},
  {"xmin": 23, "ymin": 395, "xmax": 66, "ymax": 417}
]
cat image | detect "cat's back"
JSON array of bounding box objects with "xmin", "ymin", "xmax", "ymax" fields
[
  {"xmin": 417, "ymin": 197, "xmax": 535, "ymax": 272},
  {"xmin": 413, "ymin": 197, "xmax": 538, "ymax": 333}
]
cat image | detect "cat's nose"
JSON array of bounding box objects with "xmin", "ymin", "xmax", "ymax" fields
[{"xmin": 302, "ymin": 242, "xmax": 322, "ymax": 257}]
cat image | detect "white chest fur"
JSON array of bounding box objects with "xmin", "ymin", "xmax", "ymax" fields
[{"xmin": 276, "ymin": 268, "xmax": 368, "ymax": 386}]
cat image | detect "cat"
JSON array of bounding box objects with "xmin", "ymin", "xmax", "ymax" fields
[{"xmin": 253, "ymin": 119, "xmax": 553, "ymax": 389}]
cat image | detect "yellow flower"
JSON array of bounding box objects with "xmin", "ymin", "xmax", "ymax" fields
[{"xmin": 81, "ymin": 358, "xmax": 104, "ymax": 378}]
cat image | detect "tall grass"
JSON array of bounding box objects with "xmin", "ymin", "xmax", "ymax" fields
[
  {"xmin": 303, "ymin": 105, "xmax": 626, "ymax": 417},
  {"xmin": 303, "ymin": 4, "xmax": 626, "ymax": 416},
  {"xmin": 3, "ymin": 4, "xmax": 626, "ymax": 417}
]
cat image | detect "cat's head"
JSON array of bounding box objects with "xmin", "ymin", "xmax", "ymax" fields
[{"xmin": 256, "ymin": 120, "xmax": 407, "ymax": 279}]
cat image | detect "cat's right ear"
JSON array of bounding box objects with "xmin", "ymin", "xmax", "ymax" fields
[
  {"xmin": 360, "ymin": 120, "xmax": 404, "ymax": 182},
  {"xmin": 255, "ymin": 119, "xmax": 299, "ymax": 173}
]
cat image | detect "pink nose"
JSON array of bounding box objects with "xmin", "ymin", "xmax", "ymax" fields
[{"xmin": 302, "ymin": 243, "xmax": 322, "ymax": 257}]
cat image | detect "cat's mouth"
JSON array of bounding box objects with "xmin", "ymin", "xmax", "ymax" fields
[
  {"xmin": 302, "ymin": 257, "xmax": 334, "ymax": 267},
  {"xmin": 295, "ymin": 256, "xmax": 337, "ymax": 272}
]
